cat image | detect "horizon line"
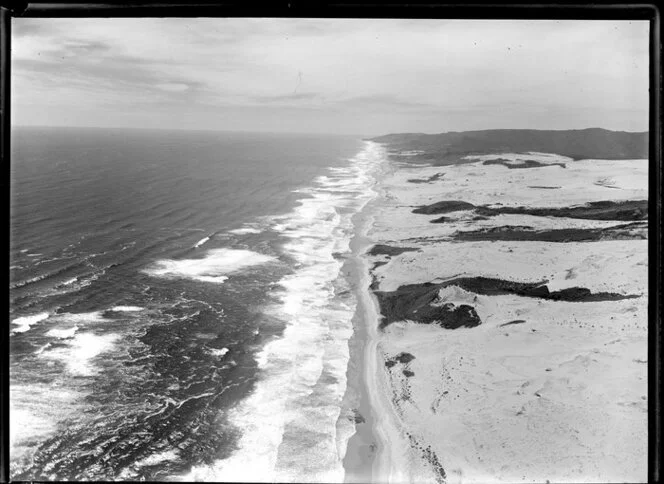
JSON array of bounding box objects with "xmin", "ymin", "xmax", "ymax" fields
[{"xmin": 11, "ymin": 124, "xmax": 649, "ymax": 137}]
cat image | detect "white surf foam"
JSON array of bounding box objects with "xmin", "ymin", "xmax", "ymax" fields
[
  {"xmin": 134, "ymin": 449, "xmax": 179, "ymax": 468},
  {"xmin": 194, "ymin": 236, "xmax": 211, "ymax": 248},
  {"xmin": 144, "ymin": 248, "xmax": 276, "ymax": 284},
  {"xmin": 34, "ymin": 342, "xmax": 52, "ymax": 355},
  {"xmin": 46, "ymin": 326, "xmax": 79, "ymax": 339},
  {"xmin": 110, "ymin": 305, "xmax": 145, "ymax": 312},
  {"xmin": 11, "ymin": 312, "xmax": 50, "ymax": 334},
  {"xmin": 51, "ymin": 311, "xmax": 107, "ymax": 324},
  {"xmin": 38, "ymin": 332, "xmax": 120, "ymax": 377},
  {"xmin": 184, "ymin": 141, "xmax": 386, "ymax": 482},
  {"xmin": 228, "ymin": 227, "xmax": 262, "ymax": 235},
  {"xmin": 10, "ymin": 384, "xmax": 81, "ymax": 464},
  {"xmin": 208, "ymin": 347, "xmax": 229, "ymax": 357}
]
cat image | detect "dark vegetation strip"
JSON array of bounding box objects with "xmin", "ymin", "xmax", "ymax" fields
[
  {"xmin": 475, "ymin": 200, "xmax": 648, "ymax": 221},
  {"xmin": 405, "ymin": 433, "xmax": 447, "ymax": 484},
  {"xmin": 385, "ymin": 352, "xmax": 415, "ymax": 368},
  {"xmin": 367, "ymin": 244, "xmax": 420, "ymax": 257},
  {"xmin": 407, "ymin": 172, "xmax": 444, "ymax": 183},
  {"xmin": 453, "ymin": 222, "xmax": 647, "ymax": 242},
  {"xmin": 375, "ymin": 277, "xmax": 640, "ymax": 329},
  {"xmin": 412, "ymin": 200, "xmax": 476, "ymax": 215},
  {"xmin": 483, "ymin": 158, "xmax": 566, "ymax": 169},
  {"xmin": 499, "ymin": 319, "xmax": 527, "ymax": 327},
  {"xmin": 414, "ymin": 199, "xmax": 648, "ymax": 221}
]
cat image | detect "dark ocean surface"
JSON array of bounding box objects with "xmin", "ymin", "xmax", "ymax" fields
[{"xmin": 9, "ymin": 127, "xmax": 382, "ymax": 481}]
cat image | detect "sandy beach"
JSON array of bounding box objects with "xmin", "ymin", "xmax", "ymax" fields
[{"xmin": 352, "ymin": 142, "xmax": 648, "ymax": 483}]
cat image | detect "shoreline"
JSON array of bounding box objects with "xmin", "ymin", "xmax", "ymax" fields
[
  {"xmin": 341, "ymin": 144, "xmax": 406, "ymax": 483},
  {"xmin": 340, "ymin": 204, "xmax": 379, "ymax": 483}
]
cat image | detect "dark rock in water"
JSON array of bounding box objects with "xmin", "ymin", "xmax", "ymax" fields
[
  {"xmin": 368, "ymin": 244, "xmax": 419, "ymax": 257},
  {"xmin": 412, "ymin": 200, "xmax": 476, "ymax": 215},
  {"xmin": 403, "ymin": 369, "xmax": 415, "ymax": 377}
]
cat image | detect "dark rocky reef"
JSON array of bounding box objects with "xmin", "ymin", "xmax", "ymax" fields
[
  {"xmin": 368, "ymin": 244, "xmax": 420, "ymax": 257},
  {"xmin": 371, "ymin": 128, "xmax": 648, "ymax": 164},
  {"xmin": 483, "ymin": 158, "xmax": 566, "ymax": 169},
  {"xmin": 453, "ymin": 221, "xmax": 647, "ymax": 242},
  {"xmin": 375, "ymin": 277, "xmax": 639, "ymax": 328}
]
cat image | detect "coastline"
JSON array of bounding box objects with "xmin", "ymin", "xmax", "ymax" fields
[
  {"xmin": 340, "ymin": 203, "xmax": 380, "ymax": 483},
  {"xmin": 342, "ymin": 143, "xmax": 413, "ymax": 484},
  {"xmin": 341, "ymin": 145, "xmax": 388, "ymax": 483}
]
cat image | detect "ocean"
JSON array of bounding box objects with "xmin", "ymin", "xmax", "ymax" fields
[{"xmin": 9, "ymin": 126, "xmax": 384, "ymax": 481}]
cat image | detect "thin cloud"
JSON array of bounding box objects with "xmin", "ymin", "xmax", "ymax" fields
[
  {"xmin": 253, "ymin": 92, "xmax": 322, "ymax": 103},
  {"xmin": 11, "ymin": 18, "xmax": 649, "ymax": 134},
  {"xmin": 340, "ymin": 94, "xmax": 433, "ymax": 110}
]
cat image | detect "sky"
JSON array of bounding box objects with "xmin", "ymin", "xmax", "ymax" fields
[{"xmin": 11, "ymin": 18, "xmax": 650, "ymax": 135}]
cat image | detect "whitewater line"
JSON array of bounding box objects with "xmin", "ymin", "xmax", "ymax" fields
[{"xmin": 181, "ymin": 141, "xmax": 386, "ymax": 483}]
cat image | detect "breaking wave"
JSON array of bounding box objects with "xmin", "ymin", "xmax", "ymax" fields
[
  {"xmin": 143, "ymin": 248, "xmax": 277, "ymax": 284},
  {"xmin": 185, "ymin": 141, "xmax": 385, "ymax": 482}
]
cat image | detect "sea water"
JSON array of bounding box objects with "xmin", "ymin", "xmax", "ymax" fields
[{"xmin": 9, "ymin": 126, "xmax": 385, "ymax": 481}]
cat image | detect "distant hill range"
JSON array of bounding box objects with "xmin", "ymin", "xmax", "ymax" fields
[{"xmin": 369, "ymin": 128, "xmax": 648, "ymax": 162}]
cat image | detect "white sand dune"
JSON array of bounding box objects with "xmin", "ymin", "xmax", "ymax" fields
[{"xmin": 362, "ymin": 153, "xmax": 648, "ymax": 483}]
